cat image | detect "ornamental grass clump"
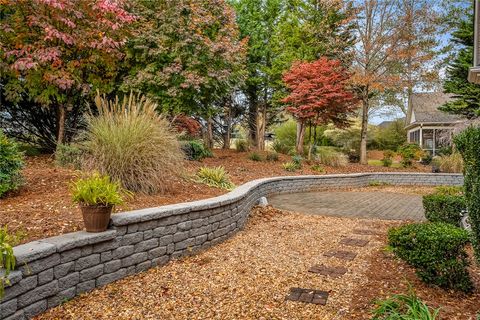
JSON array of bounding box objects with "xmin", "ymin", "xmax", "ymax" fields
[
  {"xmin": 196, "ymin": 166, "xmax": 235, "ymax": 190},
  {"xmin": 83, "ymin": 92, "xmax": 183, "ymax": 194},
  {"xmin": 372, "ymin": 289, "xmax": 439, "ymax": 320},
  {"xmin": 315, "ymin": 146, "xmax": 347, "ymax": 167},
  {"xmin": 432, "ymin": 152, "xmax": 463, "ymax": 173}
]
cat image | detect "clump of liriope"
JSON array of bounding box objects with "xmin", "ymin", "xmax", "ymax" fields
[
  {"xmin": 196, "ymin": 166, "xmax": 235, "ymax": 190},
  {"xmin": 83, "ymin": 92, "xmax": 184, "ymax": 194},
  {"xmin": 0, "ymin": 226, "xmax": 24, "ymax": 298}
]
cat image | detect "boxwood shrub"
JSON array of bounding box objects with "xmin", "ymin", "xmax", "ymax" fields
[
  {"xmin": 423, "ymin": 193, "xmax": 466, "ymax": 226},
  {"xmin": 0, "ymin": 131, "xmax": 24, "ymax": 197},
  {"xmin": 388, "ymin": 222, "xmax": 473, "ymax": 293}
]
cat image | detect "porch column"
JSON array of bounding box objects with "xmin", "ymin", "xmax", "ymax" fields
[
  {"xmin": 433, "ymin": 129, "xmax": 436, "ymax": 156},
  {"xmin": 419, "ymin": 126, "xmax": 423, "ymax": 148}
]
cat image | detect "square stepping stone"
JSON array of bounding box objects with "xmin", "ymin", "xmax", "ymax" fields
[
  {"xmin": 339, "ymin": 238, "xmax": 369, "ymax": 247},
  {"xmin": 309, "ymin": 264, "xmax": 348, "ymax": 277},
  {"xmin": 324, "ymin": 250, "xmax": 357, "ymax": 261},
  {"xmin": 353, "ymin": 229, "xmax": 383, "ymax": 236},
  {"xmin": 285, "ymin": 287, "xmax": 329, "ymax": 305}
]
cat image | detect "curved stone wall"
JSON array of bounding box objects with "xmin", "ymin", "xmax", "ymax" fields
[{"xmin": 0, "ymin": 173, "xmax": 463, "ymax": 319}]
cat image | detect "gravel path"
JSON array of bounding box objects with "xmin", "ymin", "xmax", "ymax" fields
[{"xmin": 35, "ymin": 207, "xmax": 396, "ymax": 320}]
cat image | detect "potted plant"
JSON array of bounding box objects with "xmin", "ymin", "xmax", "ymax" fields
[{"xmin": 71, "ymin": 173, "xmax": 128, "ymax": 232}]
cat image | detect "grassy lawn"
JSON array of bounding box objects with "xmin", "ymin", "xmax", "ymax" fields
[{"xmin": 368, "ymin": 159, "xmax": 403, "ymax": 168}]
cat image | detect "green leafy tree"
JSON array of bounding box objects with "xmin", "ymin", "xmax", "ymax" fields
[
  {"xmin": 122, "ymin": 0, "xmax": 247, "ymax": 147},
  {"xmin": 441, "ymin": 4, "xmax": 480, "ymax": 118},
  {"xmin": 0, "ymin": 0, "xmax": 134, "ymax": 146}
]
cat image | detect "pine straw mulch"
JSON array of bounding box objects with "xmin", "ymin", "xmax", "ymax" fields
[
  {"xmin": 35, "ymin": 207, "xmax": 394, "ymax": 320},
  {"xmin": 34, "ymin": 207, "xmax": 480, "ymax": 320},
  {"xmin": 0, "ymin": 149, "xmax": 430, "ymax": 244}
]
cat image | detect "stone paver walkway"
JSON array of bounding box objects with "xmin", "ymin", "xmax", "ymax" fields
[{"xmin": 269, "ymin": 191, "xmax": 424, "ymax": 221}]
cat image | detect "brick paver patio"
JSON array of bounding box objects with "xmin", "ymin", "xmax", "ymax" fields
[{"xmin": 269, "ymin": 191, "xmax": 424, "ymax": 221}]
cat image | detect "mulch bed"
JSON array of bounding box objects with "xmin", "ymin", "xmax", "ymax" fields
[{"xmin": 0, "ymin": 149, "xmax": 430, "ymax": 244}]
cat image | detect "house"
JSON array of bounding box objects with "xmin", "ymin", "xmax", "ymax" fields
[
  {"xmin": 469, "ymin": 0, "xmax": 480, "ymax": 83},
  {"xmin": 405, "ymin": 92, "xmax": 464, "ymax": 156}
]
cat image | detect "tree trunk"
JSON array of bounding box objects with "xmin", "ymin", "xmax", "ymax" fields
[
  {"xmin": 296, "ymin": 121, "xmax": 306, "ymax": 155},
  {"xmin": 247, "ymin": 86, "xmax": 258, "ymax": 148},
  {"xmin": 57, "ymin": 104, "xmax": 67, "ymax": 147},
  {"xmin": 360, "ymin": 96, "xmax": 369, "ymax": 165},
  {"xmin": 256, "ymin": 105, "xmax": 266, "ymax": 151},
  {"xmin": 206, "ymin": 117, "xmax": 214, "ymax": 149},
  {"xmin": 223, "ymin": 106, "xmax": 232, "ymax": 149}
]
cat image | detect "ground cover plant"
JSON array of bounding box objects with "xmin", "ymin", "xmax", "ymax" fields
[
  {"xmin": 0, "ymin": 131, "xmax": 24, "ymax": 198},
  {"xmin": 372, "ymin": 289, "xmax": 440, "ymax": 320},
  {"xmin": 196, "ymin": 166, "xmax": 235, "ymax": 190},
  {"xmin": 248, "ymin": 152, "xmax": 262, "ymax": 162},
  {"xmin": 83, "ymin": 93, "xmax": 184, "ymax": 194},
  {"xmin": 388, "ymin": 222, "xmax": 473, "ymax": 293}
]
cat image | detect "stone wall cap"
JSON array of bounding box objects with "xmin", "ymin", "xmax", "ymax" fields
[
  {"xmin": 13, "ymin": 241, "xmax": 56, "ymax": 264},
  {"xmin": 39, "ymin": 230, "xmax": 117, "ymax": 252}
]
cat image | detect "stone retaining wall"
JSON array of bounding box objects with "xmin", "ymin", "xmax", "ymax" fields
[{"xmin": 0, "ymin": 173, "xmax": 463, "ymax": 319}]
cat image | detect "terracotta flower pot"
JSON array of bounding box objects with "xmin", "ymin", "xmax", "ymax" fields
[{"xmin": 79, "ymin": 204, "xmax": 113, "ymax": 232}]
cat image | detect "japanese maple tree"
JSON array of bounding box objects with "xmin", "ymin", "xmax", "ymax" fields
[
  {"xmin": 282, "ymin": 57, "xmax": 358, "ymax": 154},
  {"xmin": 0, "ymin": 0, "xmax": 134, "ymax": 145}
]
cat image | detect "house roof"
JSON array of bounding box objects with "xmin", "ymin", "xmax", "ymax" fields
[{"xmin": 405, "ymin": 92, "xmax": 463, "ymax": 127}]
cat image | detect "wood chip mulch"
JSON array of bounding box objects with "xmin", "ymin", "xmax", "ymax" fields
[{"xmin": 35, "ymin": 207, "xmax": 388, "ymax": 320}]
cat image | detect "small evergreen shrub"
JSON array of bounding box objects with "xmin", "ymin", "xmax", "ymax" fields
[
  {"xmin": 423, "ymin": 193, "xmax": 466, "ymax": 226},
  {"xmin": 83, "ymin": 93, "xmax": 184, "ymax": 194},
  {"xmin": 398, "ymin": 143, "xmax": 424, "ymax": 167},
  {"xmin": 382, "ymin": 150, "xmax": 395, "ymax": 167},
  {"xmin": 431, "ymin": 153, "xmax": 463, "ymax": 173},
  {"xmin": 292, "ymin": 155, "xmax": 303, "ymax": 168},
  {"xmin": 315, "ymin": 147, "xmax": 347, "ymax": 167},
  {"xmin": 266, "ymin": 152, "xmax": 279, "ymax": 162},
  {"xmin": 248, "ymin": 152, "xmax": 262, "ymax": 161},
  {"xmin": 282, "ymin": 162, "xmax": 298, "ymax": 172},
  {"xmin": 0, "ymin": 131, "xmax": 24, "ymax": 198},
  {"xmin": 55, "ymin": 144, "xmax": 84, "ymax": 169},
  {"xmin": 372, "ymin": 289, "xmax": 439, "ymax": 320},
  {"xmin": 181, "ymin": 140, "xmax": 212, "ymax": 161},
  {"xmin": 71, "ymin": 173, "xmax": 129, "ymax": 206},
  {"xmin": 196, "ymin": 166, "xmax": 235, "ymax": 190},
  {"xmin": 235, "ymin": 139, "xmax": 249, "ymax": 152},
  {"xmin": 388, "ymin": 222, "xmax": 473, "ymax": 292}
]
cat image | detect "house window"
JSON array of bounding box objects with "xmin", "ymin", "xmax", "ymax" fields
[{"xmin": 409, "ymin": 130, "xmax": 420, "ymax": 144}]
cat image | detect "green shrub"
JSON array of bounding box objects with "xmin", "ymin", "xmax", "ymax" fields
[
  {"xmin": 292, "ymin": 155, "xmax": 303, "ymax": 168},
  {"xmin": 17, "ymin": 143, "xmax": 42, "ymax": 156},
  {"xmin": 272, "ymin": 140, "xmax": 293, "ymax": 154},
  {"xmin": 71, "ymin": 173, "xmax": 129, "ymax": 206},
  {"xmin": 382, "ymin": 150, "xmax": 395, "ymax": 167},
  {"xmin": 248, "ymin": 152, "xmax": 262, "ymax": 162},
  {"xmin": 0, "ymin": 131, "xmax": 24, "ymax": 198},
  {"xmin": 282, "ymin": 162, "xmax": 298, "ymax": 172},
  {"xmin": 435, "ymin": 186, "xmax": 463, "ymax": 196},
  {"xmin": 266, "ymin": 152, "xmax": 279, "ymax": 162},
  {"xmin": 235, "ymin": 139, "xmax": 249, "ymax": 152},
  {"xmin": 398, "ymin": 143, "xmax": 424, "ymax": 167},
  {"xmin": 455, "ymin": 126, "xmax": 480, "ymax": 260},
  {"xmin": 196, "ymin": 166, "xmax": 235, "ymax": 190},
  {"xmin": 372, "ymin": 289, "xmax": 439, "ymax": 320},
  {"xmin": 83, "ymin": 92, "xmax": 183, "ymax": 194},
  {"xmin": 423, "ymin": 193, "xmax": 466, "ymax": 226},
  {"xmin": 55, "ymin": 144, "xmax": 84, "ymax": 169},
  {"xmin": 272, "ymin": 120, "xmax": 297, "ymax": 153},
  {"xmin": 431, "ymin": 152, "xmax": 463, "ymax": 173},
  {"xmin": 315, "ymin": 146, "xmax": 347, "ymax": 167},
  {"xmin": 181, "ymin": 140, "xmax": 212, "ymax": 161},
  {"xmin": 0, "ymin": 226, "xmax": 19, "ymax": 298},
  {"xmin": 388, "ymin": 222, "xmax": 473, "ymax": 292}
]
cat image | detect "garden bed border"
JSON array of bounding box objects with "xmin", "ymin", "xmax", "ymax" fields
[{"xmin": 0, "ymin": 172, "xmax": 463, "ymax": 319}]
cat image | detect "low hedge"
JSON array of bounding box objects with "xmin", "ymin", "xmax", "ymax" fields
[
  {"xmin": 388, "ymin": 222, "xmax": 473, "ymax": 293},
  {"xmin": 423, "ymin": 193, "xmax": 466, "ymax": 226}
]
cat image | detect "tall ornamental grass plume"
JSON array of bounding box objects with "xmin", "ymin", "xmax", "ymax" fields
[{"xmin": 83, "ymin": 92, "xmax": 184, "ymax": 194}]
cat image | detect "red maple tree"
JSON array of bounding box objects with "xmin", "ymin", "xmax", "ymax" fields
[{"xmin": 282, "ymin": 57, "xmax": 358, "ymax": 154}]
